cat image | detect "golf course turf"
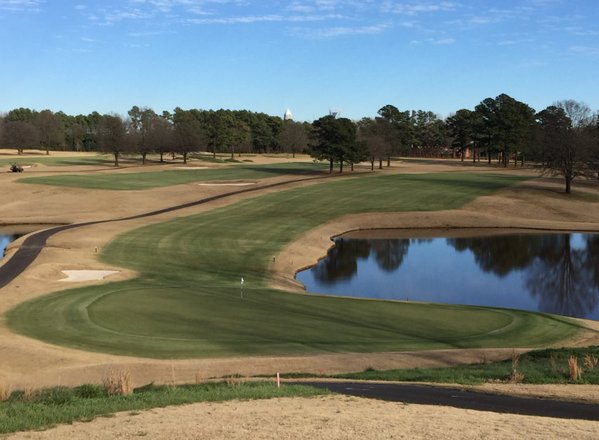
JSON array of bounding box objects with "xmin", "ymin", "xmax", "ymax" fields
[
  {"xmin": 7, "ymin": 172, "xmax": 584, "ymax": 358},
  {"xmin": 17, "ymin": 162, "xmax": 327, "ymax": 190}
]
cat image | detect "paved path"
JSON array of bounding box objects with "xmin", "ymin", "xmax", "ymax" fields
[{"xmin": 300, "ymin": 381, "xmax": 599, "ymax": 421}]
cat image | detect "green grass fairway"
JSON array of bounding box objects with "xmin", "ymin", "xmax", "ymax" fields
[
  {"xmin": 17, "ymin": 162, "xmax": 327, "ymax": 190},
  {"xmin": 7, "ymin": 173, "xmax": 583, "ymax": 358}
]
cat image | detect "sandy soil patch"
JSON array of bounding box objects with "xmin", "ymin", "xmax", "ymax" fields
[
  {"xmin": 7, "ymin": 395, "xmax": 599, "ymax": 440},
  {"xmin": 175, "ymin": 166, "xmax": 209, "ymax": 169},
  {"xmin": 59, "ymin": 270, "xmax": 120, "ymax": 282}
]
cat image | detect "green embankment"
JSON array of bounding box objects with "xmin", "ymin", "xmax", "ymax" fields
[
  {"xmin": 7, "ymin": 172, "xmax": 583, "ymax": 358},
  {"xmin": 17, "ymin": 162, "xmax": 326, "ymax": 190},
  {"xmin": 333, "ymin": 346, "xmax": 599, "ymax": 385}
]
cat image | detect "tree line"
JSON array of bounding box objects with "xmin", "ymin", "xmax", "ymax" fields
[
  {"xmin": 0, "ymin": 106, "xmax": 310, "ymax": 166},
  {"xmin": 312, "ymin": 94, "xmax": 599, "ymax": 193},
  {"xmin": 1, "ymin": 93, "xmax": 598, "ymax": 192}
]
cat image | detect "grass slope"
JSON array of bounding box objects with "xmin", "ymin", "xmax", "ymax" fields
[
  {"xmin": 7, "ymin": 172, "xmax": 583, "ymax": 358},
  {"xmin": 335, "ymin": 346, "xmax": 599, "ymax": 385},
  {"xmin": 17, "ymin": 162, "xmax": 327, "ymax": 190}
]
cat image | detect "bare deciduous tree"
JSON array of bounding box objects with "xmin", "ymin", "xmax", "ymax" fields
[
  {"xmin": 1, "ymin": 120, "xmax": 40, "ymax": 154},
  {"xmin": 277, "ymin": 120, "xmax": 309, "ymax": 158},
  {"xmin": 96, "ymin": 114, "xmax": 128, "ymax": 166}
]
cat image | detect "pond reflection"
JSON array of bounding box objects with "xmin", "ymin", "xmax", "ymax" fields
[{"xmin": 297, "ymin": 232, "xmax": 599, "ymax": 321}]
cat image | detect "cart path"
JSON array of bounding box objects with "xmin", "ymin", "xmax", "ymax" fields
[{"xmin": 299, "ymin": 381, "xmax": 599, "ymax": 421}]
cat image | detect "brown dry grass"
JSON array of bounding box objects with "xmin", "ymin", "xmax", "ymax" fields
[
  {"xmin": 102, "ymin": 370, "xmax": 132, "ymax": 396},
  {"xmin": 508, "ymin": 350, "xmax": 525, "ymax": 384},
  {"xmin": 0, "ymin": 384, "xmax": 10, "ymax": 402},
  {"xmin": 568, "ymin": 356, "xmax": 582, "ymax": 381},
  {"xmin": 583, "ymin": 354, "xmax": 599, "ymax": 369}
]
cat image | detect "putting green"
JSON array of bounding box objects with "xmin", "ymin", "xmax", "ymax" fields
[{"xmin": 7, "ymin": 172, "xmax": 583, "ymax": 358}]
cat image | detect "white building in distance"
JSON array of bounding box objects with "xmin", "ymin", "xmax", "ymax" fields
[{"xmin": 283, "ymin": 108, "xmax": 293, "ymax": 121}]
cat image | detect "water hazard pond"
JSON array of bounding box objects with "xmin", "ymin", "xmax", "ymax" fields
[{"xmin": 296, "ymin": 230, "xmax": 599, "ymax": 321}]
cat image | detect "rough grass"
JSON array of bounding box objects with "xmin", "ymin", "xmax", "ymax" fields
[
  {"xmin": 333, "ymin": 346, "xmax": 599, "ymax": 385},
  {"xmin": 7, "ymin": 172, "xmax": 584, "ymax": 358},
  {"xmin": 17, "ymin": 162, "xmax": 328, "ymax": 190},
  {"xmin": 0, "ymin": 382, "xmax": 325, "ymax": 434}
]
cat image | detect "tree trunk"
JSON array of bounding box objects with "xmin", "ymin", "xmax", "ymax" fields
[
  {"xmin": 329, "ymin": 159, "xmax": 333, "ymax": 174},
  {"xmin": 472, "ymin": 148, "xmax": 476, "ymax": 163},
  {"xmin": 461, "ymin": 149, "xmax": 464, "ymax": 162},
  {"xmin": 183, "ymin": 152, "xmax": 188, "ymax": 164},
  {"xmin": 379, "ymin": 159, "xmax": 383, "ymax": 169},
  {"xmin": 160, "ymin": 152, "xmax": 164, "ymax": 162},
  {"xmin": 350, "ymin": 162, "xmax": 354, "ymax": 172},
  {"xmin": 371, "ymin": 159, "xmax": 374, "ymax": 171},
  {"xmin": 521, "ymin": 154, "xmax": 524, "ymax": 167},
  {"xmin": 114, "ymin": 151, "xmax": 119, "ymax": 167},
  {"xmin": 339, "ymin": 160, "xmax": 344, "ymax": 173},
  {"xmin": 514, "ymin": 152, "xmax": 517, "ymax": 167},
  {"xmin": 172, "ymin": 151, "xmax": 175, "ymax": 160},
  {"xmin": 387, "ymin": 156, "xmax": 390, "ymax": 167},
  {"xmin": 488, "ymin": 148, "xmax": 491, "ymax": 165},
  {"xmin": 565, "ymin": 176, "xmax": 572, "ymax": 194},
  {"xmin": 46, "ymin": 149, "xmax": 49, "ymax": 155},
  {"xmin": 142, "ymin": 152, "xmax": 147, "ymax": 165}
]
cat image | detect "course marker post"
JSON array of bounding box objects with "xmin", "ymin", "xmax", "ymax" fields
[{"xmin": 276, "ymin": 372, "xmax": 280, "ymax": 388}]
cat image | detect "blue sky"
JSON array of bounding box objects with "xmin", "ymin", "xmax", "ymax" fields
[{"xmin": 1, "ymin": 0, "xmax": 598, "ymax": 121}]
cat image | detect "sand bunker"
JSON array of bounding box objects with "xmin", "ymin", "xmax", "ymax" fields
[
  {"xmin": 175, "ymin": 166, "xmax": 209, "ymax": 170},
  {"xmin": 60, "ymin": 270, "xmax": 119, "ymax": 282},
  {"xmin": 198, "ymin": 182, "xmax": 255, "ymax": 186}
]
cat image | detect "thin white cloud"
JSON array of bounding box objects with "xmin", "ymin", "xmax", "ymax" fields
[
  {"xmin": 81, "ymin": 37, "xmax": 101, "ymax": 43},
  {"xmin": 570, "ymin": 45, "xmax": 599, "ymax": 56},
  {"xmin": 382, "ymin": 1, "xmax": 456, "ymax": 16},
  {"xmin": 299, "ymin": 23, "xmax": 390, "ymax": 38},
  {"xmin": 89, "ymin": 7, "xmax": 152, "ymax": 25},
  {"xmin": 188, "ymin": 13, "xmax": 343, "ymax": 25},
  {"xmin": 565, "ymin": 26, "xmax": 599, "ymax": 37},
  {"xmin": 0, "ymin": 0, "xmax": 43, "ymax": 12},
  {"xmin": 434, "ymin": 37, "xmax": 455, "ymax": 45},
  {"xmin": 410, "ymin": 36, "xmax": 456, "ymax": 45}
]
